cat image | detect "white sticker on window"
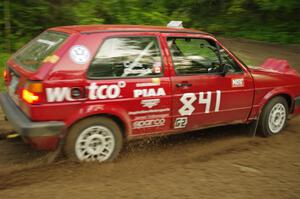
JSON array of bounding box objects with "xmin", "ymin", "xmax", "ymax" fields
[{"xmin": 69, "ymin": 45, "xmax": 90, "ymax": 64}]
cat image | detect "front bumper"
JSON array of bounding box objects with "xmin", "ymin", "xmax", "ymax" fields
[{"xmin": 0, "ymin": 92, "xmax": 65, "ymax": 150}]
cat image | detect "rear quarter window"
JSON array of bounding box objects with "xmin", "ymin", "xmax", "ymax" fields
[
  {"xmin": 14, "ymin": 31, "xmax": 68, "ymax": 72},
  {"xmin": 88, "ymin": 37, "xmax": 163, "ymax": 79}
]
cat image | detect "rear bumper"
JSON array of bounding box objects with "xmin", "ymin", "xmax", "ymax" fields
[{"xmin": 0, "ymin": 92, "xmax": 65, "ymax": 150}]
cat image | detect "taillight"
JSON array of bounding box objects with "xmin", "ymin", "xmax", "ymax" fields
[
  {"xmin": 22, "ymin": 90, "xmax": 40, "ymax": 104},
  {"xmin": 3, "ymin": 69, "xmax": 9, "ymax": 82},
  {"xmin": 22, "ymin": 82, "xmax": 43, "ymax": 104},
  {"xmin": 3, "ymin": 69, "xmax": 7, "ymax": 79}
]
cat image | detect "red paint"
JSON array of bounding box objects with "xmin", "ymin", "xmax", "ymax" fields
[{"xmin": 4, "ymin": 25, "xmax": 300, "ymax": 150}]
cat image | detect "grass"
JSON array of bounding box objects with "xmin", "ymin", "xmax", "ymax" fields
[{"xmin": 0, "ymin": 53, "xmax": 11, "ymax": 91}]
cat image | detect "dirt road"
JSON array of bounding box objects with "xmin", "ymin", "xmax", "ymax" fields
[{"xmin": 0, "ymin": 38, "xmax": 300, "ymax": 199}]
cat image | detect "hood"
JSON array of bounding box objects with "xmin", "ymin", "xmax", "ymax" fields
[
  {"xmin": 249, "ymin": 64, "xmax": 300, "ymax": 88},
  {"xmin": 257, "ymin": 58, "xmax": 299, "ymax": 76}
]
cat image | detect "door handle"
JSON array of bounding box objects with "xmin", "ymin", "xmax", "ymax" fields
[{"xmin": 176, "ymin": 82, "xmax": 192, "ymax": 87}]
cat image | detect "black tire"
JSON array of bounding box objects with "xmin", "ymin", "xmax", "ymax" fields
[
  {"xmin": 258, "ymin": 96, "xmax": 288, "ymax": 137},
  {"xmin": 64, "ymin": 116, "xmax": 123, "ymax": 162}
]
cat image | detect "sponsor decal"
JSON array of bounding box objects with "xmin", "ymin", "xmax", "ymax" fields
[
  {"xmin": 134, "ymin": 88, "xmax": 166, "ymax": 98},
  {"xmin": 152, "ymin": 65, "xmax": 161, "ymax": 74},
  {"xmin": 152, "ymin": 78, "xmax": 160, "ymax": 84},
  {"xmin": 86, "ymin": 105, "xmax": 104, "ymax": 113},
  {"xmin": 46, "ymin": 81, "xmax": 126, "ymax": 102},
  {"xmin": 43, "ymin": 55, "xmax": 60, "ymax": 64},
  {"xmin": 69, "ymin": 45, "xmax": 90, "ymax": 64},
  {"xmin": 128, "ymin": 108, "xmax": 170, "ymax": 116},
  {"xmin": 141, "ymin": 99, "xmax": 160, "ymax": 108},
  {"xmin": 133, "ymin": 118, "xmax": 166, "ymax": 129},
  {"xmin": 133, "ymin": 114, "xmax": 169, "ymax": 120},
  {"xmin": 174, "ymin": 117, "xmax": 188, "ymax": 129},
  {"xmin": 88, "ymin": 82, "xmax": 125, "ymax": 100},
  {"xmin": 124, "ymin": 68, "xmax": 152, "ymax": 75},
  {"xmin": 46, "ymin": 87, "xmax": 74, "ymax": 102},
  {"xmin": 123, "ymin": 61, "xmax": 152, "ymax": 76},
  {"xmin": 136, "ymin": 78, "xmax": 160, "ymax": 87},
  {"xmin": 179, "ymin": 90, "xmax": 221, "ymax": 116},
  {"xmin": 232, "ymin": 78, "xmax": 245, "ymax": 88}
]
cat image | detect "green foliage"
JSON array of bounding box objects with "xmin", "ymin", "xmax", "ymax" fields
[
  {"xmin": 0, "ymin": 53, "xmax": 10, "ymax": 90},
  {"xmin": 0, "ymin": 0, "xmax": 299, "ymax": 56},
  {"xmin": 0, "ymin": 0, "xmax": 299, "ymax": 89},
  {"xmin": 72, "ymin": 0, "xmax": 104, "ymax": 24}
]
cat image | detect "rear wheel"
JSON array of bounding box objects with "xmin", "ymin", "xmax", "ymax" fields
[
  {"xmin": 64, "ymin": 117, "xmax": 123, "ymax": 162},
  {"xmin": 258, "ymin": 96, "xmax": 288, "ymax": 137}
]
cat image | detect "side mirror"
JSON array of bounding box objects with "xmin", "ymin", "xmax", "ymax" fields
[{"xmin": 221, "ymin": 64, "xmax": 229, "ymax": 76}]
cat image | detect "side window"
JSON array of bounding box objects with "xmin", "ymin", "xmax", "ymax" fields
[
  {"xmin": 167, "ymin": 37, "xmax": 242, "ymax": 75},
  {"xmin": 167, "ymin": 37, "xmax": 221, "ymax": 75},
  {"xmin": 219, "ymin": 48, "xmax": 243, "ymax": 73},
  {"xmin": 88, "ymin": 37, "xmax": 163, "ymax": 78}
]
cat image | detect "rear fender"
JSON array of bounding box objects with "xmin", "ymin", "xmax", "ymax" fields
[{"xmin": 64, "ymin": 103, "xmax": 131, "ymax": 137}]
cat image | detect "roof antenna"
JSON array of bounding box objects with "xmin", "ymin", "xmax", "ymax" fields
[{"xmin": 167, "ymin": 21, "xmax": 183, "ymax": 29}]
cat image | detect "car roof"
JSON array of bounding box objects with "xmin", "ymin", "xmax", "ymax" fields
[{"xmin": 49, "ymin": 24, "xmax": 210, "ymax": 35}]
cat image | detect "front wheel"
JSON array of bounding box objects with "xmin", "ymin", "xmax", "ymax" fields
[
  {"xmin": 64, "ymin": 117, "xmax": 123, "ymax": 162},
  {"xmin": 258, "ymin": 96, "xmax": 288, "ymax": 137}
]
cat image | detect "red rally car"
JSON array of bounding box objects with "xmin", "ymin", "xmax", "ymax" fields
[{"xmin": 1, "ymin": 23, "xmax": 300, "ymax": 162}]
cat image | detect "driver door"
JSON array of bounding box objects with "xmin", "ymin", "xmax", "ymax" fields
[{"xmin": 162, "ymin": 34, "xmax": 254, "ymax": 130}]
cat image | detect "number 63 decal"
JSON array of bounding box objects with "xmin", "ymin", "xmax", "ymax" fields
[{"xmin": 179, "ymin": 90, "xmax": 221, "ymax": 116}]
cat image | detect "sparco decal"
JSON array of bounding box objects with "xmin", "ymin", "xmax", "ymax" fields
[
  {"xmin": 46, "ymin": 81, "xmax": 126, "ymax": 102},
  {"xmin": 133, "ymin": 118, "xmax": 166, "ymax": 129},
  {"xmin": 179, "ymin": 90, "xmax": 221, "ymax": 116},
  {"xmin": 134, "ymin": 88, "xmax": 166, "ymax": 98}
]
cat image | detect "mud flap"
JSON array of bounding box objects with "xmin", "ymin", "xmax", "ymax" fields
[
  {"xmin": 43, "ymin": 138, "xmax": 64, "ymax": 164},
  {"xmin": 247, "ymin": 119, "xmax": 259, "ymax": 137},
  {"xmin": 246, "ymin": 110, "xmax": 261, "ymax": 137}
]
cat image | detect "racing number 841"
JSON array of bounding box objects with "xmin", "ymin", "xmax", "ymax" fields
[{"xmin": 179, "ymin": 90, "xmax": 221, "ymax": 116}]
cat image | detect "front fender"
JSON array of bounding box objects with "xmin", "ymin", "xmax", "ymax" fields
[
  {"xmin": 64, "ymin": 103, "xmax": 132, "ymax": 136},
  {"xmin": 258, "ymin": 87, "xmax": 294, "ymax": 114}
]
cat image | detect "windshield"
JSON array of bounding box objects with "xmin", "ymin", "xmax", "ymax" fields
[{"xmin": 14, "ymin": 31, "xmax": 68, "ymax": 71}]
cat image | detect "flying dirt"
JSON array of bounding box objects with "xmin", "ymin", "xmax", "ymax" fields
[{"xmin": 0, "ymin": 38, "xmax": 300, "ymax": 199}]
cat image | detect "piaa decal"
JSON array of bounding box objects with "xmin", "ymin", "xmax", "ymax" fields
[{"xmin": 134, "ymin": 88, "xmax": 166, "ymax": 98}]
